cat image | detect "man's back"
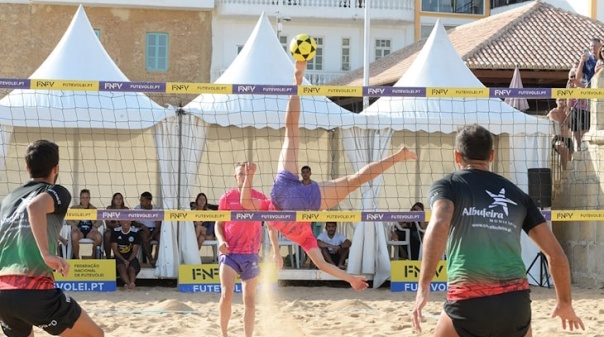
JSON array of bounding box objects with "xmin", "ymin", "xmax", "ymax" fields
[
  {"xmin": 429, "ymin": 169, "xmax": 544, "ymax": 300},
  {"xmin": 0, "ymin": 181, "xmax": 70, "ymax": 282}
]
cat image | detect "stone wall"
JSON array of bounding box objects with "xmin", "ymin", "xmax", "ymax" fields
[
  {"xmin": 0, "ymin": 4, "xmax": 212, "ymax": 106},
  {"xmin": 553, "ymin": 70, "xmax": 604, "ymax": 288}
]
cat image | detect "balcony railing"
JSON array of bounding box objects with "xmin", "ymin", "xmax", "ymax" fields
[
  {"xmin": 217, "ymin": 0, "xmax": 414, "ymax": 22},
  {"xmin": 491, "ymin": 0, "xmax": 532, "ymax": 9}
]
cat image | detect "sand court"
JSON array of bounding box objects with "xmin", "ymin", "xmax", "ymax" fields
[{"xmin": 38, "ymin": 284, "xmax": 604, "ymax": 337}]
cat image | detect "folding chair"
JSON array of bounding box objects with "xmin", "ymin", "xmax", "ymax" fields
[
  {"xmin": 62, "ymin": 222, "xmax": 104, "ymax": 259},
  {"xmin": 278, "ymin": 232, "xmax": 301, "ymax": 269},
  {"xmin": 201, "ymin": 240, "xmax": 219, "ymax": 263}
]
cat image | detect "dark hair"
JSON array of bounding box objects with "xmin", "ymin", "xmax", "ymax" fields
[
  {"xmin": 301, "ymin": 165, "xmax": 311, "ymax": 172},
  {"xmin": 110, "ymin": 192, "xmax": 125, "ymax": 208},
  {"xmin": 411, "ymin": 202, "xmax": 424, "ymax": 211},
  {"xmin": 195, "ymin": 193, "xmax": 208, "ymax": 210},
  {"xmin": 25, "ymin": 140, "xmax": 59, "ymax": 178},
  {"xmin": 140, "ymin": 191, "xmax": 152, "ymax": 200},
  {"xmin": 80, "ymin": 189, "xmax": 90, "ymax": 196},
  {"xmin": 455, "ymin": 124, "xmax": 493, "ymax": 162},
  {"xmin": 592, "ymin": 38, "xmax": 601, "ymax": 44}
]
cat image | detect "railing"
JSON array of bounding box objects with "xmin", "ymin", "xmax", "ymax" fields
[
  {"xmin": 218, "ymin": 0, "xmax": 413, "ymax": 10},
  {"xmin": 491, "ymin": 0, "xmax": 532, "ymax": 9},
  {"xmin": 421, "ymin": 0, "xmax": 485, "ymax": 15}
]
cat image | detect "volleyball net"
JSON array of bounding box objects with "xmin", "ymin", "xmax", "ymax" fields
[{"xmin": 0, "ymin": 79, "xmax": 601, "ymax": 223}]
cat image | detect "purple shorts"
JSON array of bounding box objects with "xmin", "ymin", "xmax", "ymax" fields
[
  {"xmin": 219, "ymin": 254, "xmax": 261, "ymax": 281},
  {"xmin": 270, "ymin": 170, "xmax": 321, "ymax": 211}
]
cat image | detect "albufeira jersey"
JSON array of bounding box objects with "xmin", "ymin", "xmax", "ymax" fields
[
  {"xmin": 0, "ymin": 181, "xmax": 71, "ymax": 289},
  {"xmin": 428, "ymin": 169, "xmax": 545, "ymax": 301}
]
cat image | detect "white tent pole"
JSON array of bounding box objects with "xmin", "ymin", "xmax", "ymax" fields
[{"xmin": 363, "ymin": 0, "xmax": 371, "ymax": 110}]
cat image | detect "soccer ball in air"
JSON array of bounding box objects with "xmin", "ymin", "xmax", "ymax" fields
[{"xmin": 289, "ymin": 34, "xmax": 317, "ymax": 62}]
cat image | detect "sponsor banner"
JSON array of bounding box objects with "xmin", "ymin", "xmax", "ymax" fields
[
  {"xmin": 390, "ymin": 260, "xmax": 447, "ymax": 292},
  {"xmin": 362, "ymin": 211, "xmax": 424, "ymax": 222},
  {"xmin": 551, "ymin": 210, "xmax": 604, "ymax": 221},
  {"xmin": 54, "ymin": 260, "xmax": 116, "ymax": 292},
  {"xmin": 296, "ymin": 211, "xmax": 361, "ymax": 222},
  {"xmin": 30, "ymin": 79, "xmax": 98, "ymax": 91},
  {"xmin": 178, "ymin": 263, "xmax": 277, "ymax": 293},
  {"xmin": 166, "ymin": 83, "xmax": 231, "ymax": 94},
  {"xmin": 426, "ymin": 87, "xmax": 489, "ymax": 98},
  {"xmin": 550, "ymin": 88, "xmax": 604, "ymax": 99},
  {"xmin": 364, "ymin": 86, "xmax": 426, "ymax": 97},
  {"xmin": 97, "ymin": 209, "xmax": 164, "ymax": 221},
  {"xmin": 231, "ymin": 211, "xmax": 296, "ymax": 222},
  {"xmin": 489, "ymin": 88, "xmax": 551, "ymax": 98},
  {"xmin": 99, "ymin": 81, "xmax": 165, "ymax": 92},
  {"xmin": 65, "ymin": 209, "xmax": 97, "ymax": 221},
  {"xmin": 298, "ymin": 86, "xmax": 362, "ymax": 97},
  {"xmin": 165, "ymin": 210, "xmax": 231, "ymax": 222},
  {"xmin": 0, "ymin": 78, "xmax": 30, "ymax": 89},
  {"xmin": 232, "ymin": 84, "xmax": 297, "ymax": 95}
]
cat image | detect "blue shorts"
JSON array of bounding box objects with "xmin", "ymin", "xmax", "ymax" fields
[
  {"xmin": 219, "ymin": 254, "xmax": 261, "ymax": 281},
  {"xmin": 270, "ymin": 170, "xmax": 321, "ymax": 211}
]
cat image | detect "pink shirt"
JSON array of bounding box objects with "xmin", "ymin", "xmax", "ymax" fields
[{"xmin": 218, "ymin": 188, "xmax": 270, "ymax": 254}]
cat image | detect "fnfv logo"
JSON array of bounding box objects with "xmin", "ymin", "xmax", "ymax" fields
[{"xmin": 493, "ymin": 89, "xmax": 511, "ymax": 96}]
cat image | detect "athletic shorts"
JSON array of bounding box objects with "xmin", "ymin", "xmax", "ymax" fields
[
  {"xmin": 219, "ymin": 254, "xmax": 261, "ymax": 281},
  {"xmin": 116, "ymin": 258, "xmax": 141, "ymax": 275},
  {"xmin": 0, "ymin": 289, "xmax": 82, "ymax": 337},
  {"xmin": 269, "ymin": 220, "xmax": 319, "ymax": 252},
  {"xmin": 270, "ymin": 170, "xmax": 321, "ymax": 211},
  {"xmin": 444, "ymin": 290, "xmax": 531, "ymax": 337}
]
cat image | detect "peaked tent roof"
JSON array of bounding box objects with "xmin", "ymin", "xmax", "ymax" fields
[
  {"xmin": 184, "ymin": 12, "xmax": 367, "ymax": 130},
  {"xmin": 362, "ymin": 21, "xmax": 551, "ymax": 135},
  {"xmin": 334, "ymin": 1, "xmax": 604, "ymax": 86},
  {"xmin": 0, "ymin": 5, "xmax": 169, "ymax": 129}
]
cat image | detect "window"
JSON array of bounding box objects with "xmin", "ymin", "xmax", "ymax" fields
[
  {"xmin": 421, "ymin": 0, "xmax": 484, "ymax": 15},
  {"xmin": 146, "ymin": 33, "xmax": 169, "ymax": 72},
  {"xmin": 341, "ymin": 38, "xmax": 350, "ymax": 71},
  {"xmin": 307, "ymin": 37, "xmax": 323, "ymax": 71},
  {"xmin": 279, "ymin": 35, "xmax": 289, "ymax": 53},
  {"xmin": 93, "ymin": 29, "xmax": 100, "ymax": 39},
  {"xmin": 375, "ymin": 39, "xmax": 391, "ymax": 60}
]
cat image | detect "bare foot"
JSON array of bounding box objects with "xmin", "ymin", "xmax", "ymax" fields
[
  {"xmin": 394, "ymin": 146, "xmax": 417, "ymax": 162},
  {"xmin": 349, "ymin": 276, "xmax": 369, "ymax": 291},
  {"xmin": 294, "ymin": 61, "xmax": 307, "ymax": 85},
  {"xmin": 128, "ymin": 283, "xmax": 136, "ymax": 290}
]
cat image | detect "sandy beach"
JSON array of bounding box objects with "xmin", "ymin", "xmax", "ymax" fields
[{"xmin": 40, "ymin": 283, "xmax": 604, "ymax": 337}]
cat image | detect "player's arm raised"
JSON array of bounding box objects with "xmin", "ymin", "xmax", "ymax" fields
[{"xmin": 240, "ymin": 162, "xmax": 265, "ymax": 210}]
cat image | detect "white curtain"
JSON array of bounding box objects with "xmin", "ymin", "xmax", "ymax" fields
[
  {"xmin": 153, "ymin": 113, "xmax": 207, "ymax": 277},
  {"xmin": 342, "ymin": 127, "xmax": 394, "ymax": 288},
  {"xmin": 0, "ymin": 125, "xmax": 13, "ymax": 172}
]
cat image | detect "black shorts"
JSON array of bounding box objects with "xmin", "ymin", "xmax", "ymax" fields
[
  {"xmin": 551, "ymin": 135, "xmax": 574, "ymax": 154},
  {"xmin": 0, "ymin": 289, "xmax": 82, "ymax": 337},
  {"xmin": 444, "ymin": 290, "xmax": 531, "ymax": 337},
  {"xmin": 116, "ymin": 258, "xmax": 141, "ymax": 274}
]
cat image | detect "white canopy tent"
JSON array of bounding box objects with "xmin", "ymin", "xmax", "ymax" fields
[
  {"xmin": 345, "ymin": 21, "xmax": 552, "ymax": 286},
  {"xmin": 184, "ymin": 13, "xmax": 387, "ymax": 277},
  {"xmin": 0, "ymin": 6, "xmax": 203, "ymax": 278}
]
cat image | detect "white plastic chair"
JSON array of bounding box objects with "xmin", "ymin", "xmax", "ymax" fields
[
  {"xmin": 201, "ymin": 240, "xmax": 219, "ymax": 263},
  {"xmin": 61, "ymin": 222, "xmax": 104, "ymax": 259},
  {"xmin": 386, "ymin": 223, "xmax": 411, "ymax": 260},
  {"xmin": 278, "ymin": 231, "xmax": 302, "ymax": 269}
]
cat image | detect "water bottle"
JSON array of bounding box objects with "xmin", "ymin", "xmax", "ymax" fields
[{"xmin": 95, "ymin": 246, "xmax": 102, "ymax": 259}]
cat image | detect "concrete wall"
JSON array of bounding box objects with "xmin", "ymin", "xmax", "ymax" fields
[
  {"xmin": 552, "ymin": 69, "xmax": 604, "ymax": 288},
  {"xmin": 0, "ymin": 3, "xmax": 212, "ymax": 106}
]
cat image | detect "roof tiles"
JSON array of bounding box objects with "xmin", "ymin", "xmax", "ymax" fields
[{"xmin": 332, "ymin": 1, "xmax": 604, "ymax": 86}]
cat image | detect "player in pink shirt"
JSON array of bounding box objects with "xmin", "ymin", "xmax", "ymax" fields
[{"xmin": 215, "ymin": 162, "xmax": 280, "ymax": 337}]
